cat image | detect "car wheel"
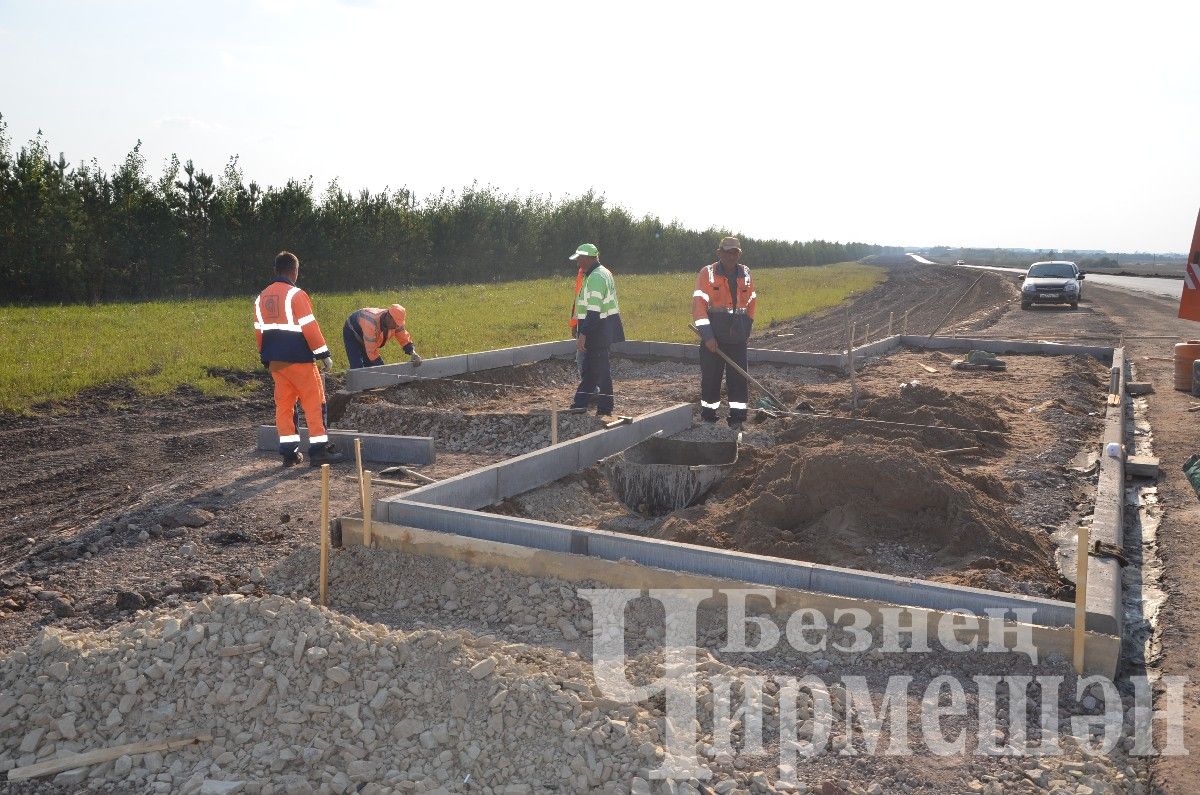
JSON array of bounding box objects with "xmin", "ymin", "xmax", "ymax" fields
[
  {"xmin": 1070, "ymin": 302, "xmax": 1079, "ymax": 310},
  {"xmin": 1021, "ymin": 301, "xmax": 1030, "ymax": 310}
]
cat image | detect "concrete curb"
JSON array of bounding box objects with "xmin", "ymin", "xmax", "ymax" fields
[
  {"xmin": 337, "ymin": 516, "xmax": 1121, "ymax": 677},
  {"xmin": 383, "ymin": 404, "xmax": 693, "ymax": 510},
  {"xmin": 256, "ymin": 426, "xmax": 436, "ymax": 465},
  {"xmin": 1083, "ymin": 347, "xmax": 1126, "ymax": 637},
  {"xmin": 344, "ymin": 339, "xmax": 849, "ymax": 394},
  {"xmin": 334, "ymin": 336, "xmax": 1126, "ymax": 664},
  {"xmin": 344, "ymin": 341, "xmax": 576, "ymax": 392},
  {"xmin": 902, "ymin": 335, "xmax": 1114, "ymax": 360}
]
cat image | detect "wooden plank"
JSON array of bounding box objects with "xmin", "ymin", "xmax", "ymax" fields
[
  {"xmin": 918, "ymin": 363, "xmax": 937, "ymax": 373},
  {"xmin": 7, "ymin": 733, "xmax": 212, "ymax": 781}
]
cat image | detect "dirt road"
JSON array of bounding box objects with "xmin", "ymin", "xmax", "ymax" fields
[{"xmin": 755, "ymin": 255, "xmax": 1021, "ymax": 351}]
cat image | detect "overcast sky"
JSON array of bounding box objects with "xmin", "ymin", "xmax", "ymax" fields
[{"xmin": 1, "ymin": 0, "xmax": 1197, "ymax": 253}]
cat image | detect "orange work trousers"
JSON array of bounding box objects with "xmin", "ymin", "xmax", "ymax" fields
[{"xmin": 269, "ymin": 361, "xmax": 328, "ymax": 453}]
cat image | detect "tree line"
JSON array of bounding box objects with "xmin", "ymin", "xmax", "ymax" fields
[{"xmin": 0, "ymin": 116, "xmax": 897, "ymax": 304}]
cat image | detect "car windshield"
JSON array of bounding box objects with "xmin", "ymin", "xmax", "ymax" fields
[{"xmin": 1028, "ymin": 263, "xmax": 1076, "ymax": 278}]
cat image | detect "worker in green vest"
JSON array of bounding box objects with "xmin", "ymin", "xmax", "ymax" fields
[{"xmin": 568, "ymin": 243, "xmax": 625, "ymax": 416}]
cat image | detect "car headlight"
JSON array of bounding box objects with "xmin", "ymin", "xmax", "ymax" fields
[
  {"xmin": 1022, "ymin": 283, "xmax": 1036, "ymax": 292},
  {"xmin": 1064, "ymin": 281, "xmax": 1078, "ymax": 291}
]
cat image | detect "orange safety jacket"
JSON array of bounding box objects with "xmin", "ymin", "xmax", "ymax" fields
[
  {"xmin": 691, "ymin": 263, "xmax": 757, "ymax": 344},
  {"xmin": 254, "ymin": 278, "xmax": 330, "ymax": 366},
  {"xmin": 350, "ymin": 308, "xmax": 414, "ymax": 362},
  {"xmin": 569, "ymin": 267, "xmax": 584, "ymax": 331}
]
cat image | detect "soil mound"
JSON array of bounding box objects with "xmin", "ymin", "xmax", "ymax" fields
[{"xmin": 652, "ymin": 435, "xmax": 1060, "ymax": 594}]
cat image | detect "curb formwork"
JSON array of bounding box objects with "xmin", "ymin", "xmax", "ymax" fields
[{"xmin": 329, "ymin": 335, "xmax": 1126, "ymax": 675}]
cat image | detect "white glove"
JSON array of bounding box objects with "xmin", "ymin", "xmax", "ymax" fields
[
  {"xmin": 319, "ymin": 356, "xmax": 333, "ymax": 373},
  {"xmin": 410, "ymin": 352, "xmax": 423, "ymax": 367}
]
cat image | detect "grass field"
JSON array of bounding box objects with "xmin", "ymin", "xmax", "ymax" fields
[{"xmin": 0, "ymin": 262, "xmax": 882, "ymax": 412}]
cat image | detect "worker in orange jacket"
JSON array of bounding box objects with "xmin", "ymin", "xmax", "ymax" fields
[
  {"xmin": 692, "ymin": 236, "xmax": 757, "ymax": 428},
  {"xmin": 342, "ymin": 305, "xmax": 423, "ymax": 369},
  {"xmin": 254, "ymin": 251, "xmax": 345, "ymax": 466}
]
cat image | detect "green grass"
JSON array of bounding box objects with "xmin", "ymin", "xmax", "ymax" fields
[{"xmin": 0, "ymin": 262, "xmax": 882, "ymax": 412}]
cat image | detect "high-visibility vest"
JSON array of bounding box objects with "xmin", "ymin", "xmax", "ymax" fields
[
  {"xmin": 691, "ymin": 263, "xmax": 757, "ymax": 341},
  {"xmin": 575, "ymin": 265, "xmax": 620, "ymax": 323},
  {"xmin": 349, "ymin": 308, "xmax": 413, "ymax": 361},
  {"xmin": 1178, "ymin": 208, "xmax": 1200, "ymax": 322},
  {"xmin": 254, "ymin": 278, "xmax": 330, "ymax": 365}
]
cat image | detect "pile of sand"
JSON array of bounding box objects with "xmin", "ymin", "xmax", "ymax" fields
[{"xmin": 652, "ymin": 434, "xmax": 1061, "ymax": 594}]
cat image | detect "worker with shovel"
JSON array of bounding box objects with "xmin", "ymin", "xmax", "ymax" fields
[
  {"xmin": 342, "ymin": 304, "xmax": 423, "ymax": 370},
  {"xmin": 569, "ymin": 243, "xmax": 625, "ymax": 417},
  {"xmin": 692, "ymin": 237, "xmax": 757, "ymax": 428},
  {"xmin": 254, "ymin": 251, "xmax": 345, "ymax": 467}
]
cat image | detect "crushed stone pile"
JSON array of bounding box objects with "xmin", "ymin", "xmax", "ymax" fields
[
  {"xmin": 0, "ymin": 593, "xmax": 665, "ymax": 793},
  {"xmin": 340, "ymin": 401, "xmax": 604, "ymax": 456},
  {"xmin": 652, "ymin": 434, "xmax": 1061, "ymax": 595}
]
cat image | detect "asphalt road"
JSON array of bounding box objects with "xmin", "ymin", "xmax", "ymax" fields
[{"xmin": 906, "ymin": 254, "xmax": 1185, "ymax": 300}]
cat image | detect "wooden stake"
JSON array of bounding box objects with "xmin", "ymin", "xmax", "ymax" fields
[
  {"xmin": 319, "ymin": 463, "xmax": 330, "ymax": 607},
  {"xmin": 888, "ymin": 311, "xmax": 894, "ymax": 336},
  {"xmin": 1073, "ymin": 525, "xmax": 1089, "ymax": 674},
  {"xmin": 7, "ymin": 734, "xmax": 212, "ymax": 782},
  {"xmin": 902, "ymin": 308, "xmax": 909, "ymax": 335},
  {"xmin": 362, "ymin": 470, "xmax": 373, "ymax": 547},
  {"xmin": 864, "ymin": 322, "xmax": 870, "ymax": 345},
  {"xmin": 551, "ymin": 408, "xmax": 559, "ymax": 446},
  {"xmin": 354, "ymin": 437, "xmax": 367, "ymax": 515}
]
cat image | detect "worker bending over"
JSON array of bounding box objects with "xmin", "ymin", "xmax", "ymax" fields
[
  {"xmin": 343, "ymin": 304, "xmax": 423, "ymax": 369},
  {"xmin": 254, "ymin": 251, "xmax": 345, "ymax": 466},
  {"xmin": 692, "ymin": 236, "xmax": 757, "ymax": 428}
]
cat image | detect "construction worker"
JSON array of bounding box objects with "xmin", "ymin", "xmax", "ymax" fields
[
  {"xmin": 569, "ymin": 243, "xmax": 624, "ymax": 416},
  {"xmin": 254, "ymin": 251, "xmax": 345, "ymax": 466},
  {"xmin": 692, "ymin": 236, "xmax": 757, "ymax": 428},
  {"xmin": 343, "ymin": 305, "xmax": 423, "ymax": 369}
]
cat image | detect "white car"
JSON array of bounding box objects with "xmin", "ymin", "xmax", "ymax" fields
[{"xmin": 1020, "ymin": 260, "xmax": 1084, "ymax": 309}]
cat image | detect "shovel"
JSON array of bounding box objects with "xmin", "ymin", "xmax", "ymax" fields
[{"xmin": 689, "ymin": 323, "xmax": 789, "ymax": 414}]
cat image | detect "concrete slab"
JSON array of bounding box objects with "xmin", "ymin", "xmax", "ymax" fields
[
  {"xmin": 466, "ymin": 348, "xmax": 516, "ymax": 372},
  {"xmin": 644, "ymin": 341, "xmax": 700, "ymax": 360},
  {"xmin": 1084, "ymin": 346, "xmax": 1126, "ymax": 636},
  {"xmin": 510, "ymin": 340, "xmax": 576, "ymax": 365},
  {"xmin": 612, "ymin": 340, "xmax": 651, "ymax": 357},
  {"xmin": 256, "ymin": 427, "xmax": 435, "ymax": 465},
  {"xmin": 745, "ymin": 348, "xmax": 846, "ymax": 369},
  {"xmin": 497, "ymin": 442, "xmax": 580, "ymax": 502},
  {"xmin": 851, "ymin": 335, "xmax": 902, "ymax": 362},
  {"xmin": 902, "ymin": 335, "xmax": 1114, "ymax": 361},
  {"xmin": 399, "ymin": 464, "xmax": 501, "ymax": 509}
]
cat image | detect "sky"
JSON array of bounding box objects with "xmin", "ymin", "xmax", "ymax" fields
[{"xmin": 1, "ymin": 0, "xmax": 1197, "ymax": 253}]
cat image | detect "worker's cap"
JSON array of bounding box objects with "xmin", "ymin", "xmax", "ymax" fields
[
  {"xmin": 387, "ymin": 304, "xmax": 406, "ymax": 326},
  {"xmin": 718, "ymin": 236, "xmax": 742, "ymax": 252},
  {"xmin": 569, "ymin": 243, "xmax": 599, "ymax": 260}
]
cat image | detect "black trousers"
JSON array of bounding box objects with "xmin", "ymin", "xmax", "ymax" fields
[
  {"xmin": 572, "ymin": 346, "xmax": 613, "ymax": 414},
  {"xmin": 700, "ymin": 341, "xmax": 748, "ymax": 422}
]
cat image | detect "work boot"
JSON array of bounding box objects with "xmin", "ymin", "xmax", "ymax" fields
[
  {"xmin": 281, "ymin": 450, "xmax": 304, "ymax": 467},
  {"xmin": 308, "ymin": 443, "xmax": 346, "ymax": 467}
]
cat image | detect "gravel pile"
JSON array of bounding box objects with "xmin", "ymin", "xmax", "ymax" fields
[
  {"xmin": 340, "ymin": 402, "xmax": 605, "ymax": 457},
  {"xmin": 0, "ymin": 593, "xmax": 662, "ymax": 793}
]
